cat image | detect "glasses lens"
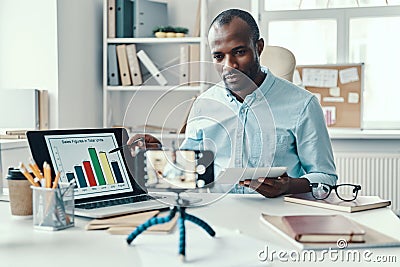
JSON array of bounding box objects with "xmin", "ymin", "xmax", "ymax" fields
[
  {"xmin": 311, "ymin": 183, "xmax": 331, "ymax": 199},
  {"xmin": 336, "ymin": 185, "xmax": 359, "ymax": 201}
]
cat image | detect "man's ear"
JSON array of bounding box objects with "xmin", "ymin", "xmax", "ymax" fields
[{"xmin": 256, "ymin": 38, "xmax": 264, "ymax": 57}]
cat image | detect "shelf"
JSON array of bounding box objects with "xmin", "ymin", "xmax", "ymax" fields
[
  {"xmin": 107, "ymin": 37, "xmax": 202, "ymax": 44},
  {"xmin": 106, "ymin": 85, "xmax": 201, "ymax": 92},
  {"xmin": 328, "ymin": 129, "xmax": 400, "ymax": 139}
]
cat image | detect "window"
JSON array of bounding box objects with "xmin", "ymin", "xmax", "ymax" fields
[
  {"xmin": 260, "ymin": 4, "xmax": 400, "ymax": 129},
  {"xmin": 264, "ymin": 0, "xmax": 400, "ymax": 11},
  {"xmin": 269, "ymin": 20, "xmax": 337, "ymax": 64}
]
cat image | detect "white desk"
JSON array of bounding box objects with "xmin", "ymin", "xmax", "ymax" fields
[{"xmin": 1, "ymin": 194, "xmax": 399, "ymax": 266}]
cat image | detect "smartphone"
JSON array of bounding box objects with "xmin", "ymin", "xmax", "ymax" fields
[{"xmin": 134, "ymin": 150, "xmax": 214, "ymax": 190}]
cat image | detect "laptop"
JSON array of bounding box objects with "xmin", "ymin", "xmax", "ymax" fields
[{"xmin": 27, "ymin": 128, "xmax": 171, "ymax": 218}]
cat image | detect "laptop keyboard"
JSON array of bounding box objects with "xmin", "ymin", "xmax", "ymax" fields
[{"xmin": 76, "ymin": 195, "xmax": 160, "ymax": 210}]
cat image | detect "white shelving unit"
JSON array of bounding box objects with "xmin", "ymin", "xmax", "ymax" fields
[{"xmin": 102, "ymin": 0, "xmax": 209, "ymax": 131}]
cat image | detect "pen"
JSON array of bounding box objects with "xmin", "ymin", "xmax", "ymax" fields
[{"xmin": 109, "ymin": 137, "xmax": 144, "ymax": 154}]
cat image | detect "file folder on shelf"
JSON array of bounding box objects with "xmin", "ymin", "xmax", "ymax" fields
[
  {"xmin": 107, "ymin": 0, "xmax": 116, "ymax": 38},
  {"xmin": 39, "ymin": 90, "xmax": 49, "ymax": 130},
  {"xmin": 126, "ymin": 44, "xmax": 143, "ymax": 86},
  {"xmin": 116, "ymin": 44, "xmax": 133, "ymax": 86},
  {"xmin": 136, "ymin": 50, "xmax": 168, "ymax": 86},
  {"xmin": 134, "ymin": 0, "xmax": 167, "ymax": 38},
  {"xmin": 189, "ymin": 44, "xmax": 200, "ymax": 86},
  {"xmin": 179, "ymin": 45, "xmax": 189, "ymax": 85},
  {"xmin": 116, "ymin": 0, "xmax": 133, "ymax": 38},
  {"xmin": 107, "ymin": 44, "xmax": 120, "ymax": 86}
]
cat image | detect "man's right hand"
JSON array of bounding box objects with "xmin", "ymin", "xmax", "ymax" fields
[{"xmin": 127, "ymin": 134, "xmax": 162, "ymax": 157}]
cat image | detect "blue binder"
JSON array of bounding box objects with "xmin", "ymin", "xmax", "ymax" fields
[
  {"xmin": 116, "ymin": 0, "xmax": 133, "ymax": 38},
  {"xmin": 108, "ymin": 45, "xmax": 120, "ymax": 86}
]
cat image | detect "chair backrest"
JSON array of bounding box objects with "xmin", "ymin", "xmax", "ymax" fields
[{"xmin": 259, "ymin": 45, "xmax": 296, "ymax": 82}]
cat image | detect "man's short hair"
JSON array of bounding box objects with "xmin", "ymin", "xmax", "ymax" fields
[{"xmin": 209, "ymin": 9, "xmax": 260, "ymax": 44}]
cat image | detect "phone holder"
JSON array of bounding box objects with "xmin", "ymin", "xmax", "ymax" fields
[{"xmin": 126, "ymin": 189, "xmax": 216, "ymax": 260}]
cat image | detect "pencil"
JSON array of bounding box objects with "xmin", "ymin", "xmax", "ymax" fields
[
  {"xmin": 29, "ymin": 159, "xmax": 44, "ymax": 179},
  {"xmin": 52, "ymin": 171, "xmax": 61, "ymax": 189},
  {"xmin": 19, "ymin": 163, "xmax": 40, "ymax": 187},
  {"xmin": 44, "ymin": 162, "xmax": 52, "ymax": 188},
  {"xmin": 29, "ymin": 163, "xmax": 43, "ymax": 180}
]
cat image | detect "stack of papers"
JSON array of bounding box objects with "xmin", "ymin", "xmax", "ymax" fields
[{"xmin": 85, "ymin": 210, "xmax": 177, "ymax": 234}]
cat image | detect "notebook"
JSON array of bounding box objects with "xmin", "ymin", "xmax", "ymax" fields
[
  {"xmin": 260, "ymin": 213, "xmax": 400, "ymax": 250},
  {"xmin": 27, "ymin": 128, "xmax": 172, "ymax": 218},
  {"xmin": 284, "ymin": 193, "xmax": 391, "ymax": 213},
  {"xmin": 282, "ymin": 214, "xmax": 365, "ymax": 243}
]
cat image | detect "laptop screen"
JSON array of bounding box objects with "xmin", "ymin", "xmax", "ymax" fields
[{"xmin": 44, "ymin": 133, "xmax": 133, "ymax": 200}]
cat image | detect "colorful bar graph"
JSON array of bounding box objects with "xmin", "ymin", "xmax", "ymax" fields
[
  {"xmin": 74, "ymin": 166, "xmax": 87, "ymax": 188},
  {"xmin": 83, "ymin": 161, "xmax": 97, "ymax": 187},
  {"xmin": 88, "ymin": 147, "xmax": 106, "ymax": 185},
  {"xmin": 99, "ymin": 152, "xmax": 115, "ymax": 184},
  {"xmin": 111, "ymin": 161, "xmax": 124, "ymax": 183}
]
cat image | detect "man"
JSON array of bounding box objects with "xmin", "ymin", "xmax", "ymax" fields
[{"xmin": 129, "ymin": 9, "xmax": 337, "ymax": 198}]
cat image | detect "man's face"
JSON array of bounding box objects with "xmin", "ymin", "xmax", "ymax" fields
[{"xmin": 208, "ymin": 17, "xmax": 262, "ymax": 92}]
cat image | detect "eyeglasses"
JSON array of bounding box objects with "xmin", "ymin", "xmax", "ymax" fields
[{"xmin": 310, "ymin": 183, "xmax": 361, "ymax": 201}]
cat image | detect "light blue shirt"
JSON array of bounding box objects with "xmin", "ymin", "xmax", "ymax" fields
[{"xmin": 181, "ymin": 68, "xmax": 337, "ymax": 192}]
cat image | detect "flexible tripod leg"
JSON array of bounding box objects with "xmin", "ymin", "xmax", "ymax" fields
[
  {"xmin": 185, "ymin": 212, "xmax": 216, "ymax": 237},
  {"xmin": 126, "ymin": 206, "xmax": 177, "ymax": 244},
  {"xmin": 178, "ymin": 207, "xmax": 186, "ymax": 258}
]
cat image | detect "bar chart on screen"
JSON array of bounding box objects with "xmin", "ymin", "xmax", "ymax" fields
[{"xmin": 44, "ymin": 133, "xmax": 132, "ymax": 197}]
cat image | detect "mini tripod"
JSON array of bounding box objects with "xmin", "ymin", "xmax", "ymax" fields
[{"xmin": 126, "ymin": 191, "xmax": 216, "ymax": 259}]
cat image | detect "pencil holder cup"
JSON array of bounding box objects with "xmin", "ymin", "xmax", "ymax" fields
[
  {"xmin": 32, "ymin": 183, "xmax": 74, "ymax": 231},
  {"xmin": 7, "ymin": 168, "xmax": 33, "ymax": 217}
]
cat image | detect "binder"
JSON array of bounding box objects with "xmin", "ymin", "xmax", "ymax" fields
[
  {"xmin": 116, "ymin": 44, "xmax": 132, "ymax": 86},
  {"xmin": 179, "ymin": 45, "xmax": 189, "ymax": 85},
  {"xmin": 39, "ymin": 90, "xmax": 49, "ymax": 130},
  {"xmin": 107, "ymin": 0, "xmax": 116, "ymax": 38},
  {"xmin": 135, "ymin": 0, "xmax": 167, "ymax": 37},
  {"xmin": 107, "ymin": 44, "xmax": 120, "ymax": 86},
  {"xmin": 116, "ymin": 0, "xmax": 133, "ymax": 38},
  {"xmin": 189, "ymin": 44, "xmax": 200, "ymax": 86},
  {"xmin": 126, "ymin": 44, "xmax": 143, "ymax": 85},
  {"xmin": 137, "ymin": 50, "xmax": 168, "ymax": 86}
]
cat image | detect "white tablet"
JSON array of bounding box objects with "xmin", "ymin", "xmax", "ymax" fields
[{"xmin": 216, "ymin": 167, "xmax": 287, "ymax": 184}]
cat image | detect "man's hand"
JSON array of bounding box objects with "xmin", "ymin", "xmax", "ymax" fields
[
  {"xmin": 127, "ymin": 134, "xmax": 162, "ymax": 157},
  {"xmin": 238, "ymin": 173, "xmax": 311, "ymax": 198}
]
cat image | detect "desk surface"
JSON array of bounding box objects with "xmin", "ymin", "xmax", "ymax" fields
[{"xmin": 1, "ymin": 194, "xmax": 399, "ymax": 266}]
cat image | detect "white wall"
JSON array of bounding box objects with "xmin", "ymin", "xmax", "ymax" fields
[
  {"xmin": 0, "ymin": 0, "xmax": 103, "ymax": 129},
  {"xmin": 0, "ymin": 0, "xmax": 59, "ymax": 128},
  {"xmin": 57, "ymin": 0, "xmax": 103, "ymax": 128}
]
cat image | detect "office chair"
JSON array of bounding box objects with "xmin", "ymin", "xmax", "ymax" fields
[{"xmin": 260, "ymin": 45, "xmax": 296, "ymax": 82}]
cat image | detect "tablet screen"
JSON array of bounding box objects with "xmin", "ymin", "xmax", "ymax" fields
[
  {"xmin": 144, "ymin": 150, "xmax": 197, "ymax": 189},
  {"xmin": 44, "ymin": 133, "xmax": 133, "ymax": 199}
]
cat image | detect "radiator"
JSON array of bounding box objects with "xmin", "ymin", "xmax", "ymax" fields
[{"xmin": 334, "ymin": 153, "xmax": 400, "ymax": 215}]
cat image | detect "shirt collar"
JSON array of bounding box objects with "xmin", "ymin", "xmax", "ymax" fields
[{"xmin": 224, "ymin": 67, "xmax": 276, "ymax": 105}]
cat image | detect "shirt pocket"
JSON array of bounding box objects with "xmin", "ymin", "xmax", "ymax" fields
[{"xmin": 275, "ymin": 135, "xmax": 289, "ymax": 156}]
